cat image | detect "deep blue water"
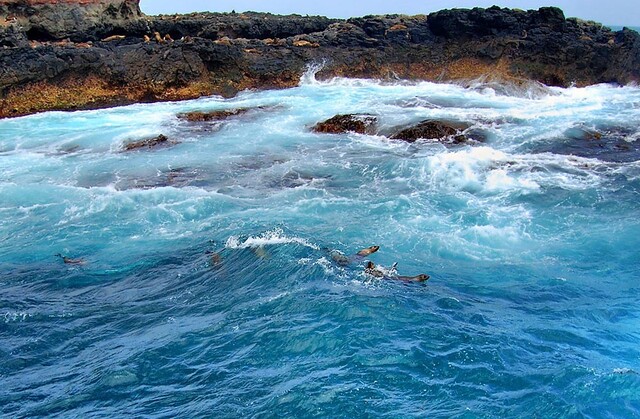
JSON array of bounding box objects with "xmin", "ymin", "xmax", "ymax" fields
[{"xmin": 1, "ymin": 73, "xmax": 640, "ymax": 417}]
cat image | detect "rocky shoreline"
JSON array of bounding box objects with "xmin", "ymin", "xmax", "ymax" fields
[{"xmin": 1, "ymin": 0, "xmax": 639, "ymax": 118}]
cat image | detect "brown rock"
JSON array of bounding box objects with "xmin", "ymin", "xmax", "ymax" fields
[
  {"xmin": 390, "ymin": 120, "xmax": 471, "ymax": 143},
  {"xmin": 313, "ymin": 114, "xmax": 377, "ymax": 134}
]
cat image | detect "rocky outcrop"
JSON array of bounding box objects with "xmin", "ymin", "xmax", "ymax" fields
[
  {"xmin": 1, "ymin": 3, "xmax": 639, "ymax": 117},
  {"xmin": 122, "ymin": 134, "xmax": 175, "ymax": 151},
  {"xmin": 390, "ymin": 120, "xmax": 472, "ymax": 143},
  {"xmin": 313, "ymin": 114, "xmax": 377, "ymax": 134},
  {"xmin": 0, "ymin": 0, "xmax": 144, "ymax": 41}
]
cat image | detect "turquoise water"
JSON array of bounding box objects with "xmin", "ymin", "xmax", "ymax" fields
[{"xmin": 2, "ymin": 72, "xmax": 640, "ymax": 417}]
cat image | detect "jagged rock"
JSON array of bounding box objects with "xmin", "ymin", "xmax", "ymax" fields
[
  {"xmin": 0, "ymin": 24, "xmax": 29, "ymax": 48},
  {"xmin": 390, "ymin": 120, "xmax": 472, "ymax": 143},
  {"xmin": 1, "ymin": 3, "xmax": 639, "ymax": 117},
  {"xmin": 313, "ymin": 114, "xmax": 377, "ymax": 134},
  {"xmin": 122, "ymin": 134, "xmax": 175, "ymax": 151},
  {"xmin": 0, "ymin": 0, "xmax": 145, "ymax": 42}
]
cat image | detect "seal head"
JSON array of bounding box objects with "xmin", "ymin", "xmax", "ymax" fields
[{"xmin": 364, "ymin": 261, "xmax": 384, "ymax": 277}]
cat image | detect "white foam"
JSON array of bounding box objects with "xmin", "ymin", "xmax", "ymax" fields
[{"xmin": 225, "ymin": 228, "xmax": 319, "ymax": 250}]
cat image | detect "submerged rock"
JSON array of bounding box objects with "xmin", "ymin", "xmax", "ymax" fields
[
  {"xmin": 177, "ymin": 108, "xmax": 252, "ymax": 122},
  {"xmin": 122, "ymin": 134, "xmax": 176, "ymax": 151},
  {"xmin": 532, "ymin": 124, "xmax": 640, "ymax": 163},
  {"xmin": 390, "ymin": 120, "xmax": 473, "ymax": 143},
  {"xmin": 564, "ymin": 125, "xmax": 603, "ymax": 141},
  {"xmin": 313, "ymin": 114, "xmax": 377, "ymax": 134}
]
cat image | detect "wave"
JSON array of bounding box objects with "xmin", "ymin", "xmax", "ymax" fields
[{"xmin": 225, "ymin": 228, "xmax": 320, "ymax": 250}]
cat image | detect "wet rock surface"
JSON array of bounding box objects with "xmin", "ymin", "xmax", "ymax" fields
[
  {"xmin": 122, "ymin": 134, "xmax": 176, "ymax": 151},
  {"xmin": 390, "ymin": 120, "xmax": 473, "ymax": 144},
  {"xmin": 1, "ymin": 2, "xmax": 639, "ymax": 117},
  {"xmin": 177, "ymin": 108, "xmax": 251, "ymax": 122},
  {"xmin": 313, "ymin": 114, "xmax": 377, "ymax": 134}
]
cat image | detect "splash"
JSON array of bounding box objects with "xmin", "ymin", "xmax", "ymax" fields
[
  {"xmin": 225, "ymin": 228, "xmax": 320, "ymax": 250},
  {"xmin": 299, "ymin": 60, "xmax": 328, "ymax": 86}
]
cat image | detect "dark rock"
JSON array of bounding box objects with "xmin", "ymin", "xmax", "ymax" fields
[
  {"xmin": 177, "ymin": 108, "xmax": 251, "ymax": 122},
  {"xmin": 313, "ymin": 114, "xmax": 377, "ymax": 134},
  {"xmin": 0, "ymin": 25, "xmax": 29, "ymax": 48},
  {"xmin": 122, "ymin": 134, "xmax": 175, "ymax": 151},
  {"xmin": 531, "ymin": 124, "xmax": 640, "ymax": 163},
  {"xmin": 0, "ymin": 0, "xmax": 144, "ymax": 42},
  {"xmin": 1, "ymin": 4, "xmax": 640, "ymax": 117},
  {"xmin": 564, "ymin": 125, "xmax": 603, "ymax": 141},
  {"xmin": 390, "ymin": 120, "xmax": 472, "ymax": 143}
]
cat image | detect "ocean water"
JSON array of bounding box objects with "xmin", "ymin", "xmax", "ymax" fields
[{"xmin": 1, "ymin": 70, "xmax": 640, "ymax": 417}]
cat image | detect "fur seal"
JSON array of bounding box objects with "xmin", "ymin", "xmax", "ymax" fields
[
  {"xmin": 330, "ymin": 245, "xmax": 380, "ymax": 266},
  {"xmin": 365, "ymin": 261, "xmax": 429, "ymax": 282},
  {"xmin": 55, "ymin": 253, "xmax": 86, "ymax": 265},
  {"xmin": 205, "ymin": 250, "xmax": 222, "ymax": 268},
  {"xmin": 364, "ymin": 261, "xmax": 385, "ymax": 277},
  {"xmin": 154, "ymin": 32, "xmax": 164, "ymax": 43},
  {"xmin": 356, "ymin": 246, "xmax": 380, "ymax": 257},
  {"xmin": 397, "ymin": 273, "xmax": 430, "ymax": 282},
  {"xmin": 102, "ymin": 35, "xmax": 126, "ymax": 42},
  {"xmin": 143, "ymin": 34, "xmax": 151, "ymax": 43}
]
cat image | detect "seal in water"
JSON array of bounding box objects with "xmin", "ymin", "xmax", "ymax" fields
[
  {"xmin": 397, "ymin": 273, "xmax": 430, "ymax": 282},
  {"xmin": 205, "ymin": 250, "xmax": 222, "ymax": 268},
  {"xmin": 55, "ymin": 253, "xmax": 86, "ymax": 265},
  {"xmin": 365, "ymin": 261, "xmax": 385, "ymax": 277},
  {"xmin": 365, "ymin": 261, "xmax": 429, "ymax": 282},
  {"xmin": 330, "ymin": 245, "xmax": 380, "ymax": 266},
  {"xmin": 356, "ymin": 245, "xmax": 380, "ymax": 257}
]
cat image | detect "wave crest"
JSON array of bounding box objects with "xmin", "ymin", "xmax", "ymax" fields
[{"xmin": 225, "ymin": 228, "xmax": 319, "ymax": 250}]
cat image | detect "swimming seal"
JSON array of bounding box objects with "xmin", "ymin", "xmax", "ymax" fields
[
  {"xmin": 205, "ymin": 250, "xmax": 222, "ymax": 268},
  {"xmin": 55, "ymin": 253, "xmax": 86, "ymax": 265},
  {"xmin": 330, "ymin": 245, "xmax": 380, "ymax": 266},
  {"xmin": 356, "ymin": 246, "xmax": 380, "ymax": 257},
  {"xmin": 397, "ymin": 273, "xmax": 430, "ymax": 282},
  {"xmin": 365, "ymin": 261, "xmax": 429, "ymax": 282},
  {"xmin": 364, "ymin": 261, "xmax": 385, "ymax": 277}
]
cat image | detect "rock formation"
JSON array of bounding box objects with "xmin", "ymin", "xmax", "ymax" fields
[
  {"xmin": 313, "ymin": 114, "xmax": 378, "ymax": 135},
  {"xmin": 0, "ymin": 1, "xmax": 639, "ymax": 117},
  {"xmin": 0, "ymin": 0, "xmax": 143, "ymax": 42}
]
